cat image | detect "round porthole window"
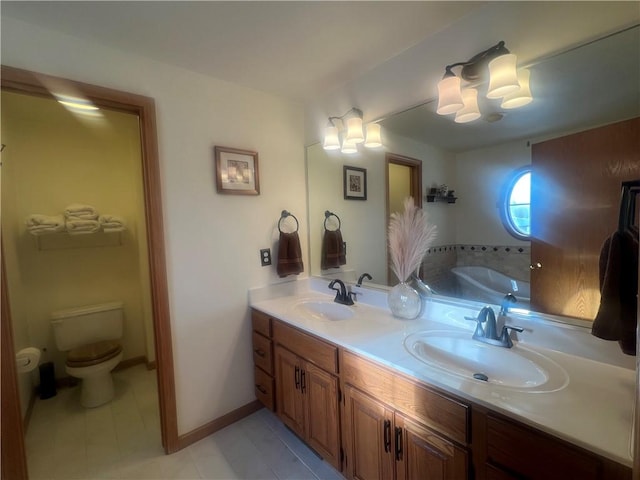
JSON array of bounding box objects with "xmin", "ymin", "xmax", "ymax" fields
[{"xmin": 500, "ymin": 167, "xmax": 531, "ymax": 240}]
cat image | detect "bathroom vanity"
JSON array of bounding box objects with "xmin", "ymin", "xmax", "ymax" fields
[{"xmin": 249, "ymin": 279, "xmax": 634, "ymax": 480}]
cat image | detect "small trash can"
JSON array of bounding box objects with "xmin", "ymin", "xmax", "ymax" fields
[{"xmin": 39, "ymin": 361, "xmax": 57, "ymax": 399}]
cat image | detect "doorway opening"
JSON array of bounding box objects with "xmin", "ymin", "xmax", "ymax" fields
[
  {"xmin": 385, "ymin": 153, "xmax": 423, "ymax": 285},
  {"xmin": 1, "ymin": 66, "xmax": 178, "ymax": 480}
]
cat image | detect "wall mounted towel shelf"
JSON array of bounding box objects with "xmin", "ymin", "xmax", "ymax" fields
[{"xmin": 426, "ymin": 187, "xmax": 457, "ymax": 204}]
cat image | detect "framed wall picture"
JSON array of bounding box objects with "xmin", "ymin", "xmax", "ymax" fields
[
  {"xmin": 344, "ymin": 166, "xmax": 367, "ymax": 200},
  {"xmin": 214, "ymin": 146, "xmax": 260, "ymax": 195}
]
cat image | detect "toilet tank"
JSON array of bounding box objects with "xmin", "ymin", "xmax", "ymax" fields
[{"xmin": 51, "ymin": 301, "xmax": 124, "ymax": 351}]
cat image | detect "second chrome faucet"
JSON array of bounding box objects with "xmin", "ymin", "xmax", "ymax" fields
[{"xmin": 466, "ymin": 305, "xmax": 523, "ymax": 348}]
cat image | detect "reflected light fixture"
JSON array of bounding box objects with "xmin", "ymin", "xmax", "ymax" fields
[
  {"xmin": 322, "ymin": 107, "xmax": 384, "ymax": 153},
  {"xmin": 436, "ymin": 41, "xmax": 532, "ymax": 123},
  {"xmin": 501, "ymin": 69, "xmax": 532, "ymax": 109}
]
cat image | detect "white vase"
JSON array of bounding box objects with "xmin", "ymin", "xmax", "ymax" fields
[{"xmin": 387, "ymin": 281, "xmax": 422, "ymax": 320}]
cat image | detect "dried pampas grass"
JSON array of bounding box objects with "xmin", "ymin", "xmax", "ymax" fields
[{"xmin": 388, "ymin": 197, "xmax": 438, "ymax": 282}]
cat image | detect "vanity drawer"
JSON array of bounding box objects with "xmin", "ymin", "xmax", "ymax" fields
[
  {"xmin": 272, "ymin": 321, "xmax": 338, "ymax": 374},
  {"xmin": 486, "ymin": 414, "xmax": 600, "ymax": 479},
  {"xmin": 251, "ymin": 309, "xmax": 272, "ymax": 338},
  {"xmin": 254, "ymin": 366, "xmax": 275, "ymax": 411},
  {"xmin": 252, "ymin": 331, "xmax": 273, "ymax": 374},
  {"xmin": 341, "ymin": 350, "xmax": 469, "ymax": 445}
]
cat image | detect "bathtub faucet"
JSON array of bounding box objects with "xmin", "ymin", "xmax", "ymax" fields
[
  {"xmin": 466, "ymin": 305, "xmax": 523, "ymax": 348},
  {"xmin": 499, "ymin": 293, "xmax": 518, "ymax": 316}
]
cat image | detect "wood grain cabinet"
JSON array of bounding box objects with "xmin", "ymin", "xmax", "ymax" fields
[
  {"xmin": 343, "ymin": 373, "xmax": 468, "ymax": 480},
  {"xmin": 273, "ymin": 321, "xmax": 341, "ymax": 470},
  {"xmin": 251, "ymin": 310, "xmax": 275, "ymax": 411}
]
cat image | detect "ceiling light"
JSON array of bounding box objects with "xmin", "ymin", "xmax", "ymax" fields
[
  {"xmin": 364, "ymin": 123, "xmax": 382, "ymax": 148},
  {"xmin": 454, "ymin": 88, "xmax": 481, "ymax": 123},
  {"xmin": 323, "ymin": 125, "xmax": 340, "ymax": 150},
  {"xmin": 322, "ymin": 107, "xmax": 384, "ymax": 152},
  {"xmin": 486, "ymin": 53, "xmax": 519, "ymax": 99},
  {"xmin": 436, "ymin": 41, "xmax": 531, "ymax": 123},
  {"xmin": 501, "ymin": 69, "xmax": 532, "ymax": 109},
  {"xmin": 436, "ymin": 73, "xmax": 464, "ymax": 115},
  {"xmin": 345, "ymin": 117, "xmax": 364, "ymax": 144},
  {"xmin": 341, "ymin": 139, "xmax": 358, "ymax": 154}
]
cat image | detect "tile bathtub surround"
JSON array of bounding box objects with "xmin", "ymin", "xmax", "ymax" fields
[{"xmin": 25, "ymin": 364, "xmax": 344, "ymax": 480}]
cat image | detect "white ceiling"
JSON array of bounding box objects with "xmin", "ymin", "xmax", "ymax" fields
[
  {"xmin": 1, "ymin": 1, "xmax": 483, "ymax": 102},
  {"xmin": 2, "ymin": 1, "xmax": 639, "ymax": 151}
]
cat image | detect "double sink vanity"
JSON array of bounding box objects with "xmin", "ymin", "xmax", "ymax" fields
[{"xmin": 249, "ymin": 278, "xmax": 635, "ymax": 479}]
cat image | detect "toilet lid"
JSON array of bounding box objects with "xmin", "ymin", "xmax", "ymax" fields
[{"xmin": 66, "ymin": 340, "xmax": 122, "ymax": 368}]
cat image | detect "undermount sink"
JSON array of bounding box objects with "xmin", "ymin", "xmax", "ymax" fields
[
  {"xmin": 404, "ymin": 330, "xmax": 569, "ymax": 393},
  {"xmin": 291, "ymin": 300, "xmax": 355, "ymax": 321}
]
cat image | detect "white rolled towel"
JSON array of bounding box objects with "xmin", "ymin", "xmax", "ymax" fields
[
  {"xmin": 99, "ymin": 214, "xmax": 126, "ymax": 232},
  {"xmin": 25, "ymin": 214, "xmax": 65, "ymax": 235},
  {"xmin": 64, "ymin": 203, "xmax": 98, "ymax": 220},
  {"xmin": 66, "ymin": 218, "xmax": 100, "ymax": 235}
]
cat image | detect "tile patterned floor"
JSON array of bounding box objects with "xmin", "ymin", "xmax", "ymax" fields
[{"xmin": 25, "ymin": 364, "xmax": 345, "ymax": 479}]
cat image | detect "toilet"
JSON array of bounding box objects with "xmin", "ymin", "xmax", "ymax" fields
[{"xmin": 51, "ymin": 301, "xmax": 124, "ymax": 408}]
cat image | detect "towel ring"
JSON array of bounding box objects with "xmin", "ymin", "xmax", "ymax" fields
[
  {"xmin": 279, "ymin": 210, "xmax": 299, "ymax": 233},
  {"xmin": 324, "ymin": 210, "xmax": 341, "ymax": 231}
]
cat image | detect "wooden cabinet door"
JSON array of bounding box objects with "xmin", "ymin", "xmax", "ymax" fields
[
  {"xmin": 274, "ymin": 345, "xmax": 304, "ymax": 436},
  {"xmin": 344, "ymin": 385, "xmax": 395, "ymax": 480},
  {"xmin": 303, "ymin": 361, "xmax": 340, "ymax": 469},
  {"xmin": 395, "ymin": 414, "xmax": 468, "ymax": 480}
]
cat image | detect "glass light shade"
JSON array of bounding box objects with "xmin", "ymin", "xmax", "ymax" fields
[
  {"xmin": 341, "ymin": 139, "xmax": 358, "ymax": 154},
  {"xmin": 364, "ymin": 123, "xmax": 382, "ymax": 148},
  {"xmin": 345, "ymin": 117, "xmax": 365, "ymax": 143},
  {"xmin": 501, "ymin": 69, "xmax": 532, "ymax": 109},
  {"xmin": 436, "ymin": 75, "xmax": 464, "ymax": 115},
  {"xmin": 454, "ymin": 88, "xmax": 481, "ymax": 123},
  {"xmin": 322, "ymin": 125, "xmax": 340, "ymax": 150},
  {"xmin": 486, "ymin": 53, "xmax": 520, "ymax": 99}
]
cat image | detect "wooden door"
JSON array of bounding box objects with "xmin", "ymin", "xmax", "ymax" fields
[
  {"xmin": 274, "ymin": 345, "xmax": 304, "ymax": 436},
  {"xmin": 395, "ymin": 414, "xmax": 468, "ymax": 480},
  {"xmin": 530, "ymin": 117, "xmax": 640, "ymax": 319},
  {"xmin": 304, "ymin": 361, "xmax": 340, "ymax": 469},
  {"xmin": 344, "ymin": 385, "xmax": 395, "ymax": 480}
]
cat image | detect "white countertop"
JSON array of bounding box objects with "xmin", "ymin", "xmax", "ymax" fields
[{"xmin": 249, "ymin": 278, "xmax": 635, "ymax": 467}]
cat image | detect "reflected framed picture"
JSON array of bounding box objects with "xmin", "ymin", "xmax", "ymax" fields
[
  {"xmin": 344, "ymin": 166, "xmax": 367, "ymax": 200},
  {"xmin": 214, "ymin": 146, "xmax": 260, "ymax": 195}
]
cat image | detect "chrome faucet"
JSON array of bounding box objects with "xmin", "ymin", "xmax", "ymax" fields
[
  {"xmin": 466, "ymin": 305, "xmax": 523, "ymax": 348},
  {"xmin": 356, "ymin": 273, "xmax": 373, "ymax": 287},
  {"xmin": 328, "ymin": 279, "xmax": 354, "ymax": 306}
]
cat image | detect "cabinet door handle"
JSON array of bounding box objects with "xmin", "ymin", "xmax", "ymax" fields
[
  {"xmin": 395, "ymin": 427, "xmax": 403, "ymax": 461},
  {"xmin": 255, "ymin": 384, "xmax": 267, "ymax": 394},
  {"xmin": 294, "ymin": 366, "xmax": 300, "ymax": 390},
  {"xmin": 254, "ymin": 348, "xmax": 266, "ymax": 357},
  {"xmin": 383, "ymin": 420, "xmax": 391, "ymax": 453},
  {"xmin": 300, "ymin": 369, "xmax": 306, "ymax": 394}
]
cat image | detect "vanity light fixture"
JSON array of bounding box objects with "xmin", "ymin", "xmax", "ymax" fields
[
  {"xmin": 437, "ymin": 41, "xmax": 531, "ymax": 122},
  {"xmin": 322, "ymin": 107, "xmax": 384, "ymax": 153}
]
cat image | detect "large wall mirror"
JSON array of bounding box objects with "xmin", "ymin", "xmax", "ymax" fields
[{"xmin": 307, "ymin": 25, "xmax": 640, "ymax": 323}]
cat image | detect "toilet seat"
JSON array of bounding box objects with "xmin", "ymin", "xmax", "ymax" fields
[{"xmin": 66, "ymin": 340, "xmax": 122, "ymax": 368}]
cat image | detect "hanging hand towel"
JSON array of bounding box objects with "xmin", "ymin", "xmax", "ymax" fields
[
  {"xmin": 321, "ymin": 229, "xmax": 346, "ymax": 270},
  {"xmin": 66, "ymin": 218, "xmax": 101, "ymax": 235},
  {"xmin": 276, "ymin": 231, "xmax": 304, "ymax": 278},
  {"xmin": 64, "ymin": 203, "xmax": 98, "ymax": 220},
  {"xmin": 25, "ymin": 214, "xmax": 65, "ymax": 235},
  {"xmin": 592, "ymin": 230, "xmax": 639, "ymax": 355},
  {"xmin": 99, "ymin": 214, "xmax": 126, "ymax": 232}
]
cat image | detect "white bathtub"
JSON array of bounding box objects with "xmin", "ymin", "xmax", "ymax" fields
[{"xmin": 450, "ymin": 266, "xmax": 530, "ymax": 308}]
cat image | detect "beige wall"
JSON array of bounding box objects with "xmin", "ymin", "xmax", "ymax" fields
[
  {"xmin": 1, "ymin": 15, "xmax": 306, "ymax": 434},
  {"xmin": 1, "ymin": 92, "xmax": 153, "ymax": 411}
]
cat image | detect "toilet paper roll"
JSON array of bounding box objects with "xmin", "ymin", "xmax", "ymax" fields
[{"xmin": 16, "ymin": 347, "xmax": 41, "ymax": 373}]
